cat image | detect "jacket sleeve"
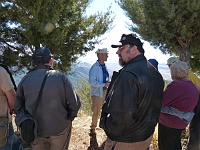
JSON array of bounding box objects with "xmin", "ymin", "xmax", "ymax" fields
[{"xmin": 64, "ymin": 76, "xmax": 81, "ymax": 121}]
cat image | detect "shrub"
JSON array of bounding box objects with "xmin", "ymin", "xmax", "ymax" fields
[{"xmin": 75, "ymin": 78, "xmax": 92, "ymax": 116}]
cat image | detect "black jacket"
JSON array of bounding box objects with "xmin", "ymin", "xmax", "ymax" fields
[{"xmin": 100, "ymin": 54, "xmax": 164, "ymax": 143}]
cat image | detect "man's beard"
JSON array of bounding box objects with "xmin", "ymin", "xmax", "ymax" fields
[
  {"xmin": 118, "ymin": 59, "xmax": 127, "ymax": 67},
  {"xmin": 118, "ymin": 48, "xmax": 132, "ymax": 67}
]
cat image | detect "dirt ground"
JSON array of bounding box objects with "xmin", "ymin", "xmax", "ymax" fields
[
  {"xmin": 13, "ymin": 116, "xmax": 107, "ymax": 150},
  {"xmin": 13, "ymin": 115, "xmax": 188, "ymax": 150},
  {"xmin": 68, "ymin": 116, "xmax": 107, "ymax": 150}
]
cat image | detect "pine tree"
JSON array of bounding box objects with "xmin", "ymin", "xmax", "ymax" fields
[
  {"xmin": 0, "ymin": 0, "xmax": 113, "ymax": 72},
  {"xmin": 117, "ymin": 0, "xmax": 200, "ymax": 71}
]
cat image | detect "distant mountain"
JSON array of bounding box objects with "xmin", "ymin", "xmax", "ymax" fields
[
  {"xmin": 13, "ymin": 61, "xmax": 171, "ymax": 88},
  {"xmin": 158, "ymin": 63, "xmax": 171, "ymax": 81},
  {"xmin": 13, "ymin": 68, "xmax": 28, "ymax": 86},
  {"xmin": 67, "ymin": 62, "xmax": 91, "ymax": 86},
  {"xmin": 67, "ymin": 61, "xmax": 123, "ymax": 85},
  {"xmin": 67, "ymin": 61, "xmax": 171, "ymax": 87}
]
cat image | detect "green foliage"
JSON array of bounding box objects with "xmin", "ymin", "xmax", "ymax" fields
[
  {"xmin": 117, "ymin": 0, "xmax": 200, "ymax": 71},
  {"xmin": 75, "ymin": 78, "xmax": 92, "ymax": 116},
  {"xmin": 0, "ymin": 0, "xmax": 114, "ymax": 73}
]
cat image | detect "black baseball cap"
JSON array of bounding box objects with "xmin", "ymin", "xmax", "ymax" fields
[
  {"xmin": 111, "ymin": 33, "xmax": 143, "ymax": 48},
  {"xmin": 32, "ymin": 47, "xmax": 53, "ymax": 64}
]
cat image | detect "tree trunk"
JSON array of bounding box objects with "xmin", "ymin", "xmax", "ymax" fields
[{"xmin": 178, "ymin": 50, "xmax": 190, "ymax": 65}]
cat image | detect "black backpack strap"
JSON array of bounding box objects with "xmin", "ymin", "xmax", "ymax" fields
[
  {"xmin": 22, "ymin": 71, "xmax": 49, "ymax": 117},
  {"xmin": 32, "ymin": 71, "xmax": 49, "ymax": 117}
]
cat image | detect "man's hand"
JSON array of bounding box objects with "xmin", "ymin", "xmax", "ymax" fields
[{"xmin": 105, "ymin": 82, "xmax": 110, "ymax": 88}]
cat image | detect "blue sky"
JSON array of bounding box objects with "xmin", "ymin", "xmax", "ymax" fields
[{"xmin": 78, "ymin": 0, "xmax": 172, "ymax": 79}]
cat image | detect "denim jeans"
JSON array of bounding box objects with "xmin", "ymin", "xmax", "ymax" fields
[{"xmin": 0, "ymin": 122, "xmax": 22, "ymax": 150}]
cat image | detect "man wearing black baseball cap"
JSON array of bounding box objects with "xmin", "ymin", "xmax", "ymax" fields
[
  {"xmin": 100, "ymin": 33, "xmax": 164, "ymax": 149},
  {"xmin": 111, "ymin": 33, "xmax": 145, "ymax": 67},
  {"xmin": 15, "ymin": 47, "xmax": 81, "ymax": 149},
  {"xmin": 32, "ymin": 47, "xmax": 53, "ymax": 66}
]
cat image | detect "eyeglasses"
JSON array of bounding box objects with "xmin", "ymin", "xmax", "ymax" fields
[{"xmin": 118, "ymin": 45, "xmax": 129, "ymax": 51}]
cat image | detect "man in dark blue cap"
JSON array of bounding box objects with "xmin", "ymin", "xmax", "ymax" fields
[
  {"xmin": 14, "ymin": 47, "xmax": 81, "ymax": 150},
  {"xmin": 100, "ymin": 33, "xmax": 164, "ymax": 150},
  {"xmin": 31, "ymin": 47, "xmax": 53, "ymax": 66},
  {"xmin": 148, "ymin": 59, "xmax": 159, "ymax": 70}
]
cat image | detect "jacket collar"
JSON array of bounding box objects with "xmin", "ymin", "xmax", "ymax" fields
[
  {"xmin": 129, "ymin": 54, "xmax": 146, "ymax": 64},
  {"xmin": 96, "ymin": 60, "xmax": 105, "ymax": 66},
  {"xmin": 124, "ymin": 54, "xmax": 146, "ymax": 68},
  {"xmin": 35, "ymin": 65, "xmax": 52, "ymax": 70}
]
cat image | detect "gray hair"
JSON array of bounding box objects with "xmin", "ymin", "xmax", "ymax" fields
[{"xmin": 170, "ymin": 61, "xmax": 189, "ymax": 80}]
